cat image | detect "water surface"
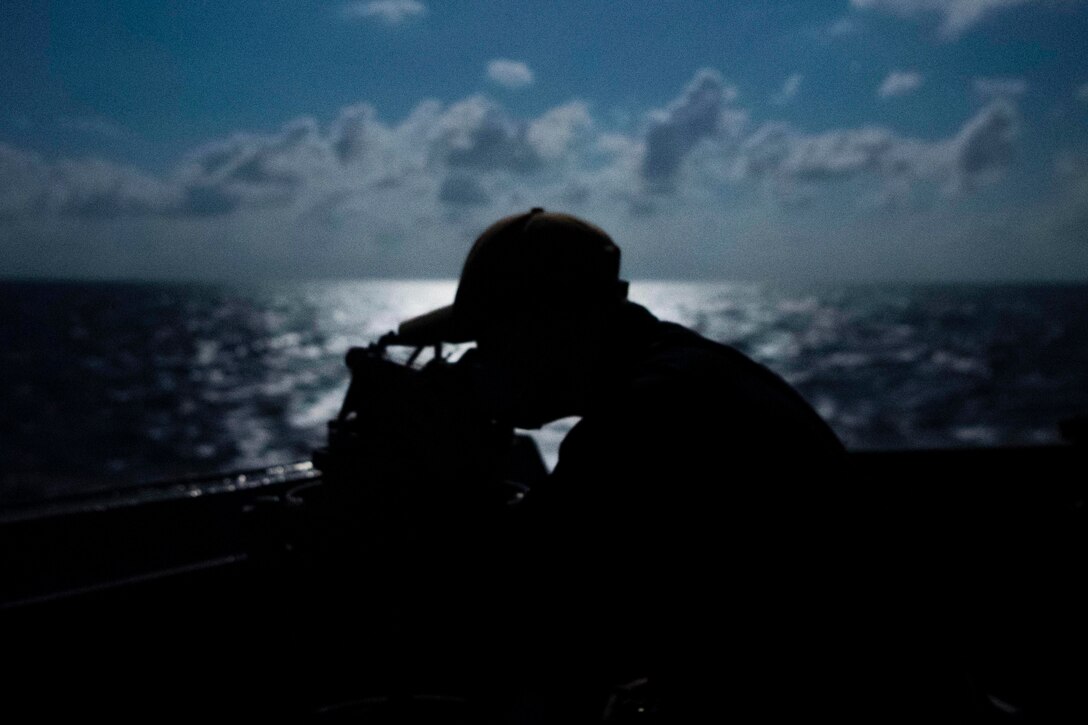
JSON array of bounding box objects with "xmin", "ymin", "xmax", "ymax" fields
[{"xmin": 3, "ymin": 280, "xmax": 1085, "ymax": 503}]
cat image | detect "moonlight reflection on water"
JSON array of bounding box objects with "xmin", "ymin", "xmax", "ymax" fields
[{"xmin": 2, "ymin": 280, "xmax": 1086, "ymax": 501}]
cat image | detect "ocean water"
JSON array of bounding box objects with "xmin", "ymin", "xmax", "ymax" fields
[{"xmin": 2, "ymin": 280, "xmax": 1086, "ymax": 503}]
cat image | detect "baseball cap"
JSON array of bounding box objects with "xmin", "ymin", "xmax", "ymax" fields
[{"xmin": 396, "ymin": 208, "xmax": 625, "ymax": 345}]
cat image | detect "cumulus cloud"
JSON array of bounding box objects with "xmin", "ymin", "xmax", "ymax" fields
[
  {"xmin": 734, "ymin": 122, "xmax": 936, "ymax": 209},
  {"xmin": 485, "ymin": 59, "xmax": 535, "ymax": 90},
  {"xmin": 878, "ymin": 71, "xmax": 924, "ymax": 98},
  {"xmin": 343, "ymin": 0, "xmax": 426, "ymax": 24},
  {"xmin": 438, "ymin": 173, "xmax": 490, "ymax": 206},
  {"xmin": 641, "ymin": 69, "xmax": 741, "ymax": 190},
  {"xmin": 1, "ymin": 92, "xmax": 587, "ymax": 225},
  {"xmin": 430, "ymin": 96, "xmax": 542, "ymax": 173},
  {"xmin": 0, "ymin": 68, "xmax": 1034, "ymax": 279},
  {"xmin": 949, "ymin": 99, "xmax": 1018, "ymax": 187},
  {"xmin": 735, "ymin": 100, "xmax": 1018, "ymax": 200},
  {"xmin": 527, "ymin": 102, "xmax": 592, "ymax": 160},
  {"xmin": 851, "ymin": 0, "xmax": 1038, "ymax": 39},
  {"xmin": 0, "ymin": 70, "xmax": 1021, "ymax": 224},
  {"xmin": 973, "ymin": 77, "xmax": 1028, "ymax": 99},
  {"xmin": 738, "ymin": 126, "xmax": 901, "ymax": 183},
  {"xmin": 176, "ymin": 118, "xmax": 340, "ymax": 215},
  {"xmin": 772, "ymin": 74, "xmax": 803, "ymax": 106},
  {"xmin": 329, "ymin": 104, "xmax": 377, "ymax": 164}
]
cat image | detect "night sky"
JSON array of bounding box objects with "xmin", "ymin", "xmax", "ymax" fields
[{"xmin": 2, "ymin": 1, "xmax": 1088, "ymax": 281}]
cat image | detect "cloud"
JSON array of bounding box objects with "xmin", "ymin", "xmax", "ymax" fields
[
  {"xmin": 0, "ymin": 69, "xmax": 1023, "ymax": 222},
  {"xmin": 527, "ymin": 102, "xmax": 592, "ymax": 160},
  {"xmin": 1, "ymin": 92, "xmax": 584, "ymax": 225},
  {"xmin": 851, "ymin": 0, "xmax": 1038, "ymax": 39},
  {"xmin": 343, "ymin": 0, "xmax": 426, "ymax": 24},
  {"xmin": 735, "ymin": 100, "xmax": 1018, "ymax": 200},
  {"xmin": 739, "ymin": 125, "xmax": 900, "ymax": 183},
  {"xmin": 0, "ymin": 70, "xmax": 1021, "ymax": 224},
  {"xmin": 0, "ymin": 69, "xmax": 1036, "ymax": 280},
  {"xmin": 1077, "ymin": 83, "xmax": 1088, "ymax": 102},
  {"xmin": 329, "ymin": 104, "xmax": 377, "ymax": 164},
  {"xmin": 878, "ymin": 71, "xmax": 923, "ymax": 98},
  {"xmin": 485, "ymin": 59, "xmax": 535, "ymax": 90},
  {"xmin": 733, "ymin": 122, "xmax": 936, "ymax": 210},
  {"xmin": 429, "ymin": 95, "xmax": 542, "ymax": 173},
  {"xmin": 177, "ymin": 118, "xmax": 336, "ymax": 214},
  {"xmin": 0, "ymin": 144, "xmax": 178, "ymax": 219},
  {"xmin": 973, "ymin": 77, "xmax": 1028, "ymax": 99},
  {"xmin": 948, "ymin": 98, "xmax": 1018, "ymax": 187},
  {"xmin": 772, "ymin": 74, "xmax": 803, "ymax": 106},
  {"xmin": 641, "ymin": 69, "xmax": 741, "ymax": 190},
  {"xmin": 438, "ymin": 173, "xmax": 490, "ymax": 206},
  {"xmin": 52, "ymin": 158, "xmax": 180, "ymax": 217}
]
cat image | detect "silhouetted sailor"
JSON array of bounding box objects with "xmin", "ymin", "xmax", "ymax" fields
[
  {"xmin": 398, "ymin": 207, "xmax": 842, "ymax": 450},
  {"xmin": 397, "ymin": 208, "xmax": 848, "ymax": 719}
]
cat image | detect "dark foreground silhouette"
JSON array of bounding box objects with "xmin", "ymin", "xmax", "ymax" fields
[
  {"xmin": 3, "ymin": 210, "xmax": 1085, "ymax": 721},
  {"xmin": 3, "ymin": 391, "xmax": 1086, "ymax": 722},
  {"xmin": 351, "ymin": 208, "xmax": 853, "ymax": 717},
  {"xmin": 4, "ymin": 426, "xmax": 1085, "ymax": 722}
]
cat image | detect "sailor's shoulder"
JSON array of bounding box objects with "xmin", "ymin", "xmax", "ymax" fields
[
  {"xmin": 613, "ymin": 318, "xmax": 844, "ymax": 449},
  {"xmin": 626, "ymin": 319, "xmax": 763, "ymax": 395}
]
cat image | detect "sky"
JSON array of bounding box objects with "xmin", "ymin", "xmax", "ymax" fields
[{"xmin": 2, "ymin": 0, "xmax": 1088, "ymax": 281}]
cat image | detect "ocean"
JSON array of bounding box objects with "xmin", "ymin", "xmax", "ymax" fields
[{"xmin": 2, "ymin": 280, "xmax": 1086, "ymax": 504}]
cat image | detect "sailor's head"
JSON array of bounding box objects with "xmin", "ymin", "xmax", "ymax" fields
[{"xmin": 398, "ymin": 208, "xmax": 629, "ymax": 426}]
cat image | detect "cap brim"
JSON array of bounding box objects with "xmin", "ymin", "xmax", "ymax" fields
[{"xmin": 394, "ymin": 304, "xmax": 474, "ymax": 346}]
